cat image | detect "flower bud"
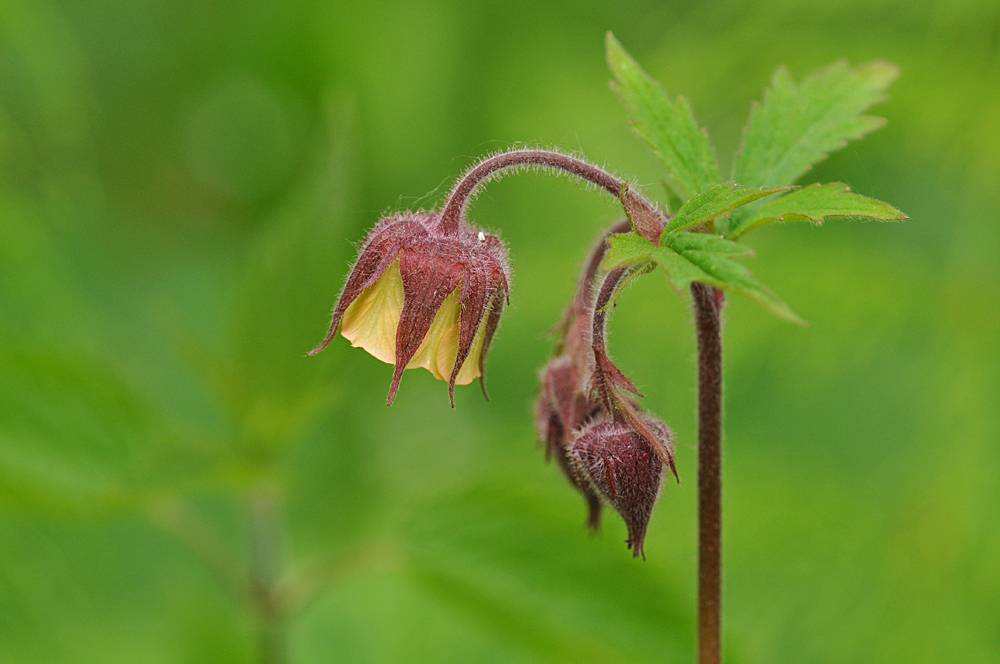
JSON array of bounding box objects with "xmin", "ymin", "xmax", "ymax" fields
[
  {"xmin": 536, "ymin": 357, "xmax": 604, "ymax": 530},
  {"xmin": 570, "ymin": 416, "xmax": 673, "ymax": 559},
  {"xmin": 309, "ymin": 211, "xmax": 510, "ymax": 405}
]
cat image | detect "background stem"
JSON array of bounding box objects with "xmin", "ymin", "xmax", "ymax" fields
[
  {"xmin": 691, "ymin": 282, "xmax": 724, "ymax": 664},
  {"xmin": 147, "ymin": 497, "xmax": 245, "ymax": 605},
  {"xmin": 250, "ymin": 487, "xmax": 287, "ymax": 664}
]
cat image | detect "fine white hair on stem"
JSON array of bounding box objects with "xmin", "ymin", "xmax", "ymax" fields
[{"xmin": 438, "ymin": 147, "xmax": 657, "ymax": 234}]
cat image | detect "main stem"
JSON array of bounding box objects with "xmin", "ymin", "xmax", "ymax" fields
[{"xmin": 691, "ymin": 282, "xmax": 723, "ymax": 664}]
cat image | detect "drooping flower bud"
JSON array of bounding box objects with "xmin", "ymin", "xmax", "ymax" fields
[
  {"xmin": 536, "ymin": 356, "xmax": 604, "ymax": 530},
  {"xmin": 536, "ymin": 218, "xmax": 675, "ymax": 540},
  {"xmin": 570, "ymin": 416, "xmax": 673, "ymax": 559},
  {"xmin": 309, "ymin": 211, "xmax": 510, "ymax": 406}
]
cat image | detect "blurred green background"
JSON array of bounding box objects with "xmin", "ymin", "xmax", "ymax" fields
[{"xmin": 1, "ymin": 0, "xmax": 998, "ymax": 662}]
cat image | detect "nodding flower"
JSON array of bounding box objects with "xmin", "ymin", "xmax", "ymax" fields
[
  {"xmin": 308, "ymin": 211, "xmax": 510, "ymax": 406},
  {"xmin": 309, "ymin": 147, "xmax": 677, "ymax": 555},
  {"xmin": 310, "ymin": 148, "xmax": 666, "ymax": 407}
]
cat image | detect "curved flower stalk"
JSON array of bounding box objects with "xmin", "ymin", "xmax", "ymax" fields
[
  {"xmin": 439, "ymin": 148, "xmax": 667, "ymax": 242},
  {"xmin": 310, "ymin": 148, "xmax": 668, "ymax": 406},
  {"xmin": 536, "ymin": 223, "xmax": 631, "ymax": 532},
  {"xmin": 588, "ymin": 264, "xmax": 677, "ymax": 481},
  {"xmin": 536, "ymin": 220, "xmax": 676, "ymax": 557}
]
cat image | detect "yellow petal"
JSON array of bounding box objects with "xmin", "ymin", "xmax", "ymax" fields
[
  {"xmin": 433, "ymin": 315, "xmax": 487, "ymax": 385},
  {"xmin": 341, "ymin": 259, "xmax": 485, "ymax": 384},
  {"xmin": 405, "ymin": 287, "xmax": 465, "ymax": 380},
  {"xmin": 341, "ymin": 260, "xmax": 405, "ymax": 364}
]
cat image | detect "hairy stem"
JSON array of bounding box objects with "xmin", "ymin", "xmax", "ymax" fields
[
  {"xmin": 574, "ymin": 219, "xmax": 634, "ymax": 314},
  {"xmin": 439, "ymin": 149, "xmax": 656, "ymax": 234},
  {"xmin": 589, "ymin": 265, "xmax": 677, "ymax": 479},
  {"xmin": 691, "ymin": 282, "xmax": 724, "ymax": 664},
  {"xmin": 551, "ymin": 218, "xmax": 632, "ymax": 356}
]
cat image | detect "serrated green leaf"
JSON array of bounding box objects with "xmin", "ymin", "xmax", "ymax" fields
[
  {"xmin": 666, "ymin": 182, "xmax": 792, "ymax": 234},
  {"xmin": 658, "ymin": 233, "xmax": 804, "ymax": 324},
  {"xmin": 732, "ymin": 60, "xmax": 898, "ymax": 190},
  {"xmin": 729, "ymin": 183, "xmax": 908, "ymax": 239},
  {"xmin": 601, "ymin": 233, "xmax": 659, "ymax": 272},
  {"xmin": 606, "ymin": 33, "xmax": 722, "ymax": 201},
  {"xmin": 603, "ymin": 231, "xmax": 804, "ymax": 324},
  {"xmin": 664, "ymin": 232, "xmax": 755, "ymax": 256}
]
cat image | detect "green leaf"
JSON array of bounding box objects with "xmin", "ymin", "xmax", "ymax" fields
[
  {"xmin": 729, "ymin": 183, "xmax": 909, "ymax": 239},
  {"xmin": 0, "ymin": 344, "xmax": 235, "ymax": 514},
  {"xmin": 403, "ymin": 481, "xmax": 691, "ymax": 663},
  {"xmin": 0, "ymin": 197, "xmax": 98, "ymax": 344},
  {"xmin": 601, "ymin": 233, "xmax": 659, "ymax": 271},
  {"xmin": 660, "ymin": 234, "xmax": 804, "ymax": 324},
  {"xmin": 666, "ymin": 182, "xmax": 792, "ymax": 234},
  {"xmin": 0, "ymin": 342, "xmax": 162, "ymax": 512},
  {"xmin": 167, "ymin": 97, "xmax": 354, "ymax": 473},
  {"xmin": 732, "ymin": 60, "xmax": 898, "ymax": 190},
  {"xmin": 606, "ymin": 32, "xmax": 722, "ymax": 201},
  {"xmin": 603, "ymin": 232, "xmax": 804, "ymax": 324}
]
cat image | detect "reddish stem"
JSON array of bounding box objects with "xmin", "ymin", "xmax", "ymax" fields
[
  {"xmin": 588, "ymin": 265, "xmax": 678, "ymax": 479},
  {"xmin": 691, "ymin": 282, "xmax": 724, "ymax": 664},
  {"xmin": 439, "ymin": 149, "xmax": 656, "ymax": 235}
]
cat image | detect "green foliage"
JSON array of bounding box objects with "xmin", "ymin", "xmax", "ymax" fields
[
  {"xmin": 0, "ymin": 341, "xmax": 158, "ymax": 512},
  {"xmin": 726, "ymin": 60, "xmax": 898, "ymax": 235},
  {"xmin": 1, "ymin": 3, "xmax": 997, "ymax": 664},
  {"xmin": 606, "ymin": 33, "xmax": 722, "ymax": 202},
  {"xmin": 732, "ymin": 60, "xmax": 898, "ymax": 189},
  {"xmin": 603, "ymin": 233, "xmax": 803, "ymax": 324},
  {"xmin": 668, "ymin": 183, "xmax": 792, "ymax": 233},
  {"xmin": 605, "ymin": 36, "xmax": 904, "ymax": 324},
  {"xmin": 728, "ymin": 183, "xmax": 908, "ymax": 239}
]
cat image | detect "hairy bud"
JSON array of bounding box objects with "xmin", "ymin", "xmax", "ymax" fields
[
  {"xmin": 536, "ymin": 357, "xmax": 604, "ymax": 530},
  {"xmin": 570, "ymin": 416, "xmax": 673, "ymax": 559}
]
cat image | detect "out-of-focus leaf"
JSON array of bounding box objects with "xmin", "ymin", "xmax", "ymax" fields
[
  {"xmin": 728, "ymin": 183, "xmax": 909, "ymax": 239},
  {"xmin": 603, "ymin": 232, "xmax": 803, "ymax": 324},
  {"xmin": 402, "ymin": 480, "xmax": 692, "ymax": 663},
  {"xmin": 667, "ymin": 182, "xmax": 792, "ymax": 233},
  {"xmin": 0, "ymin": 341, "xmax": 229, "ymax": 512},
  {"xmin": 168, "ymin": 96, "xmax": 355, "ymax": 473},
  {"xmin": 0, "ymin": 0, "xmax": 95, "ymax": 172},
  {"xmin": 0, "ymin": 196, "xmax": 96, "ymax": 343},
  {"xmin": 606, "ymin": 32, "xmax": 722, "ymax": 201},
  {"xmin": 0, "ymin": 516, "xmax": 243, "ymax": 664},
  {"xmin": 0, "ymin": 342, "xmax": 157, "ymax": 512}
]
